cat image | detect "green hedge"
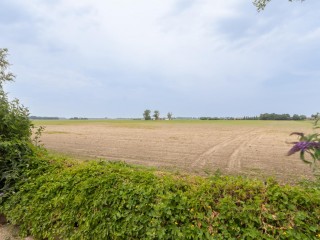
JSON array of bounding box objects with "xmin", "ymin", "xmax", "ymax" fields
[{"xmin": 1, "ymin": 159, "xmax": 319, "ymax": 240}]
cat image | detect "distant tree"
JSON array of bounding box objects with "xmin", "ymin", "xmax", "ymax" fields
[
  {"xmin": 143, "ymin": 109, "xmax": 151, "ymax": 120},
  {"xmin": 292, "ymin": 114, "xmax": 301, "ymax": 120},
  {"xmin": 259, "ymin": 113, "xmax": 292, "ymax": 120},
  {"xmin": 167, "ymin": 112, "xmax": 173, "ymax": 120},
  {"xmin": 153, "ymin": 110, "xmax": 160, "ymax": 120},
  {"xmin": 311, "ymin": 113, "xmax": 320, "ymax": 120},
  {"xmin": 299, "ymin": 115, "xmax": 307, "ymax": 120},
  {"xmin": 29, "ymin": 116, "xmax": 59, "ymax": 120},
  {"xmin": 69, "ymin": 117, "xmax": 88, "ymax": 120},
  {"xmin": 253, "ymin": 0, "xmax": 305, "ymax": 11}
]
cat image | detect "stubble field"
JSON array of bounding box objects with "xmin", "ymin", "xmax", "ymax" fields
[{"xmin": 35, "ymin": 120, "xmax": 314, "ymax": 182}]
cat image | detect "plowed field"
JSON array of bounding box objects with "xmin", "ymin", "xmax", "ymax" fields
[{"xmin": 36, "ymin": 120, "xmax": 314, "ymax": 182}]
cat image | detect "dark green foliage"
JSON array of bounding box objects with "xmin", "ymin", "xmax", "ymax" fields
[
  {"xmin": 259, "ymin": 113, "xmax": 306, "ymax": 120},
  {"xmin": 153, "ymin": 110, "xmax": 160, "ymax": 120},
  {"xmin": 292, "ymin": 114, "xmax": 307, "ymax": 121},
  {"xmin": 0, "ymin": 93, "xmax": 32, "ymax": 141},
  {"xmin": 200, "ymin": 116, "xmax": 259, "ymax": 120},
  {"xmin": 0, "ymin": 140, "xmax": 33, "ymax": 193},
  {"xmin": 0, "ymin": 48, "xmax": 31, "ymax": 141},
  {"xmin": 199, "ymin": 115, "xmax": 306, "ymax": 120},
  {"xmin": 29, "ymin": 116, "xmax": 60, "ymax": 120},
  {"xmin": 143, "ymin": 109, "xmax": 152, "ymax": 120},
  {"xmin": 1, "ymin": 160, "xmax": 319, "ymax": 239},
  {"xmin": 0, "ymin": 48, "xmax": 36, "ymax": 198}
]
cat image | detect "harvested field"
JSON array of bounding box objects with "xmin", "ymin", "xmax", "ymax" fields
[{"xmin": 35, "ymin": 120, "xmax": 315, "ymax": 182}]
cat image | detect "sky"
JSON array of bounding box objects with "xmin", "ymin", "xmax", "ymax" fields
[{"xmin": 1, "ymin": 0, "xmax": 319, "ymax": 118}]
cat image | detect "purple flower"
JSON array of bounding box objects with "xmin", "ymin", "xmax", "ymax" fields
[{"xmin": 288, "ymin": 141, "xmax": 320, "ymax": 156}]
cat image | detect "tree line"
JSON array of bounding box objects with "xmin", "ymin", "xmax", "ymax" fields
[
  {"xmin": 29, "ymin": 116, "xmax": 59, "ymax": 120},
  {"xmin": 259, "ymin": 113, "xmax": 307, "ymax": 120},
  {"xmin": 200, "ymin": 113, "xmax": 308, "ymax": 121},
  {"xmin": 200, "ymin": 116, "xmax": 259, "ymax": 120},
  {"xmin": 143, "ymin": 110, "xmax": 173, "ymax": 120}
]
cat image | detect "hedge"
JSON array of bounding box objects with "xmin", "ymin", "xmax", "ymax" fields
[{"xmin": 1, "ymin": 158, "xmax": 319, "ymax": 240}]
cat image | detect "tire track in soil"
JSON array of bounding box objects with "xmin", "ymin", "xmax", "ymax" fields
[
  {"xmin": 190, "ymin": 129, "xmax": 257, "ymax": 169},
  {"xmin": 227, "ymin": 133, "xmax": 263, "ymax": 171}
]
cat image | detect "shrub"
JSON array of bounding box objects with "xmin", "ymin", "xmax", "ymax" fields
[
  {"xmin": 1, "ymin": 160, "xmax": 319, "ymax": 239},
  {"xmin": 0, "ymin": 48, "xmax": 37, "ymax": 199},
  {"xmin": 288, "ymin": 113, "xmax": 320, "ymax": 176}
]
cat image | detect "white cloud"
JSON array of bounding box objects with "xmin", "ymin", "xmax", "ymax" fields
[{"xmin": 1, "ymin": 0, "xmax": 320, "ymax": 117}]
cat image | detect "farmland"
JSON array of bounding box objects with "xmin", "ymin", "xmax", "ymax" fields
[{"xmin": 34, "ymin": 119, "xmax": 314, "ymax": 182}]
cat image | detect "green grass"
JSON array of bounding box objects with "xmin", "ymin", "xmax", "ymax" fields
[{"xmin": 32, "ymin": 119, "xmax": 313, "ymax": 128}]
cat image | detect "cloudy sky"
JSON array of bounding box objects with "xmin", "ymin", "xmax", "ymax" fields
[{"xmin": 1, "ymin": 0, "xmax": 319, "ymax": 118}]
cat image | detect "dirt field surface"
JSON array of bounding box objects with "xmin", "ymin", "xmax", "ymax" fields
[
  {"xmin": 0, "ymin": 224, "xmax": 33, "ymax": 240},
  {"xmin": 36, "ymin": 120, "xmax": 315, "ymax": 182}
]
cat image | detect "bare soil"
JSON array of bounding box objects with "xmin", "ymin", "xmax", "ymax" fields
[
  {"xmin": 0, "ymin": 224, "xmax": 32, "ymax": 240},
  {"xmin": 39, "ymin": 121, "xmax": 314, "ymax": 183}
]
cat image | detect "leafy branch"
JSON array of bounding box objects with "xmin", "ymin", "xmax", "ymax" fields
[
  {"xmin": 288, "ymin": 114, "xmax": 320, "ymax": 175},
  {"xmin": 253, "ymin": 0, "xmax": 305, "ymax": 11}
]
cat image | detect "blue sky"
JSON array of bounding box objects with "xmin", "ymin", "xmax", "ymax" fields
[{"xmin": 1, "ymin": 0, "xmax": 319, "ymax": 118}]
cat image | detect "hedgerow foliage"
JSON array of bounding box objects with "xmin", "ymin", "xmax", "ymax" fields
[
  {"xmin": 1, "ymin": 159, "xmax": 319, "ymax": 240},
  {"xmin": 0, "ymin": 48, "xmax": 37, "ymax": 198}
]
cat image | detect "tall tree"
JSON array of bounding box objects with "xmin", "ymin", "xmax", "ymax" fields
[
  {"xmin": 0, "ymin": 47, "xmax": 32, "ymax": 141},
  {"xmin": 153, "ymin": 110, "xmax": 160, "ymax": 120},
  {"xmin": 0, "ymin": 48, "xmax": 15, "ymax": 87},
  {"xmin": 167, "ymin": 112, "xmax": 173, "ymax": 120},
  {"xmin": 0, "ymin": 48, "xmax": 35, "ymax": 196},
  {"xmin": 143, "ymin": 109, "xmax": 151, "ymax": 120}
]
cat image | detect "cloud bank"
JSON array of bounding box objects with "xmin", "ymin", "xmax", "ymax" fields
[{"xmin": 1, "ymin": 0, "xmax": 319, "ymax": 117}]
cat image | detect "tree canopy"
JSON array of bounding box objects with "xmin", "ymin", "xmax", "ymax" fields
[
  {"xmin": 0, "ymin": 48, "xmax": 15, "ymax": 88},
  {"xmin": 153, "ymin": 110, "xmax": 160, "ymax": 120},
  {"xmin": 253, "ymin": 0, "xmax": 305, "ymax": 11},
  {"xmin": 143, "ymin": 109, "xmax": 151, "ymax": 120},
  {"xmin": 0, "ymin": 48, "xmax": 35, "ymax": 197}
]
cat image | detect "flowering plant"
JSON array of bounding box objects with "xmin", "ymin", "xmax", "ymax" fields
[{"xmin": 288, "ymin": 113, "xmax": 320, "ymax": 175}]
